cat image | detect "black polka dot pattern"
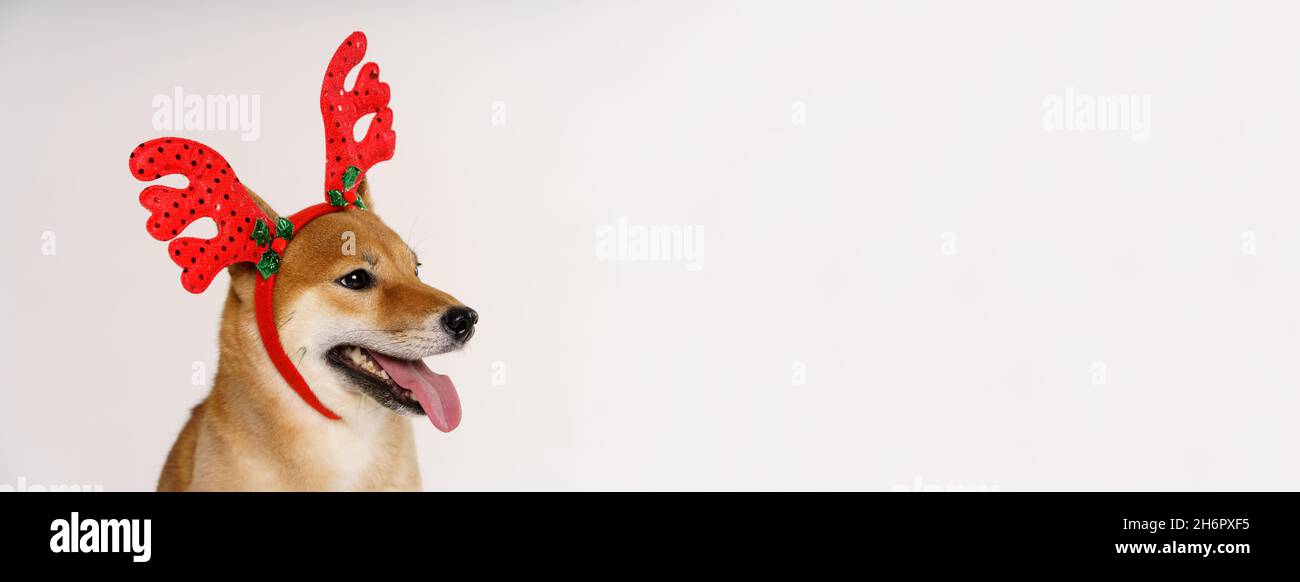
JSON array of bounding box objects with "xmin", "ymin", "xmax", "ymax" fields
[
  {"xmin": 129, "ymin": 137, "xmax": 269, "ymax": 294},
  {"xmin": 320, "ymin": 31, "xmax": 395, "ymax": 203}
]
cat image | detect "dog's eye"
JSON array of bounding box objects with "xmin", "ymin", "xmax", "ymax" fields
[{"xmin": 338, "ymin": 269, "xmax": 373, "ymax": 290}]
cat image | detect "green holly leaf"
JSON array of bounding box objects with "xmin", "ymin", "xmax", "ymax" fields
[
  {"xmin": 254, "ymin": 249, "xmax": 280, "ymax": 278},
  {"xmin": 353, "ymin": 195, "xmax": 367, "ymax": 210},
  {"xmin": 255, "ymin": 249, "xmax": 281, "ymax": 279},
  {"xmin": 251, "ymin": 218, "xmax": 272, "ymax": 246},
  {"xmin": 275, "ymin": 216, "xmax": 294, "ymax": 240},
  {"xmin": 328, "ymin": 189, "xmax": 347, "ymax": 207},
  {"xmin": 342, "ymin": 166, "xmax": 361, "ymax": 191}
]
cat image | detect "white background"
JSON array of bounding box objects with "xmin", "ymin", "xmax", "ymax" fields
[{"xmin": 2, "ymin": 0, "xmax": 1298, "ymax": 491}]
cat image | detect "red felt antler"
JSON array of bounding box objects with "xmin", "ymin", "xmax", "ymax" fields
[
  {"xmin": 130, "ymin": 138, "xmax": 272, "ymax": 293},
  {"xmin": 320, "ymin": 31, "xmax": 396, "ymax": 207}
]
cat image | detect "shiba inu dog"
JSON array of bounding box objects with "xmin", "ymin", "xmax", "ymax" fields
[
  {"xmin": 140, "ymin": 32, "xmax": 476, "ymax": 491},
  {"xmin": 156, "ymin": 182, "xmax": 477, "ymax": 491}
]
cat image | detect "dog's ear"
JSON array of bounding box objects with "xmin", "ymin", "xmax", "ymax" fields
[
  {"xmin": 357, "ymin": 177, "xmax": 375, "ymax": 212},
  {"xmin": 242, "ymin": 185, "xmax": 280, "ymax": 223},
  {"xmin": 226, "ymin": 185, "xmax": 278, "ymax": 305},
  {"xmin": 228, "ymin": 262, "xmax": 258, "ymax": 305}
]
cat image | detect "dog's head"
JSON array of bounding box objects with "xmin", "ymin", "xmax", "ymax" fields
[
  {"xmin": 132, "ymin": 33, "xmax": 471, "ymax": 430},
  {"xmin": 234, "ymin": 181, "xmax": 475, "ymax": 432}
]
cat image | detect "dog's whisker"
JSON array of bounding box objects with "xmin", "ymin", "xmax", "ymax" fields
[{"xmin": 404, "ymin": 216, "xmax": 420, "ymax": 247}]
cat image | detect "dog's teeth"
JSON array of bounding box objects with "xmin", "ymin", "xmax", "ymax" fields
[{"xmin": 339, "ymin": 346, "xmax": 391, "ymax": 380}]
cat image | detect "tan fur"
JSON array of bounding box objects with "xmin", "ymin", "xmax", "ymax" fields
[{"xmin": 158, "ymin": 182, "xmax": 464, "ymax": 491}]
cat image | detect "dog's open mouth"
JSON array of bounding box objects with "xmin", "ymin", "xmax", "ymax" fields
[{"xmin": 326, "ymin": 346, "xmax": 461, "ymax": 432}]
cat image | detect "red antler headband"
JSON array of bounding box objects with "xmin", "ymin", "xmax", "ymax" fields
[{"xmin": 129, "ymin": 32, "xmax": 396, "ymax": 420}]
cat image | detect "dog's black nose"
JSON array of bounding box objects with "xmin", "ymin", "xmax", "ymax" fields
[{"xmin": 442, "ymin": 306, "xmax": 478, "ymax": 342}]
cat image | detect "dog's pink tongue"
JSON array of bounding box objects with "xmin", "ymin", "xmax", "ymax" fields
[{"xmin": 369, "ymin": 352, "xmax": 461, "ymax": 432}]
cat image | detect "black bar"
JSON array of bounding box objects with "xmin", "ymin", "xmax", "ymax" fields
[{"xmin": 0, "ymin": 493, "xmax": 1287, "ymax": 570}]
